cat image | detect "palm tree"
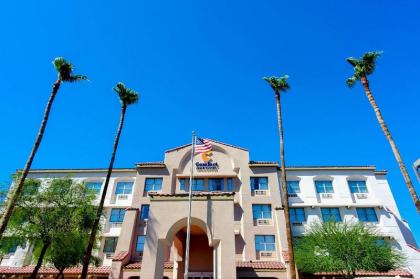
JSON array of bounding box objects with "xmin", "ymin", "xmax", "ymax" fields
[
  {"xmin": 81, "ymin": 82, "xmax": 139, "ymax": 279},
  {"xmin": 346, "ymin": 51, "xmax": 420, "ymax": 214},
  {"xmin": 263, "ymin": 75, "xmax": 297, "ymax": 279},
  {"xmin": 0, "ymin": 57, "xmax": 87, "ymax": 238}
]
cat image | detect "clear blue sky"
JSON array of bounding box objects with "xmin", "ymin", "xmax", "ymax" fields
[{"xmin": 0, "ymin": 1, "xmax": 419, "ymax": 241}]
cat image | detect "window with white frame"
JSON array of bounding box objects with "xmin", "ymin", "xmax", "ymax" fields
[
  {"xmin": 252, "ymin": 204, "xmax": 272, "ymax": 220},
  {"xmin": 290, "ymin": 208, "xmax": 306, "ymax": 222},
  {"xmin": 315, "ymin": 180, "xmax": 334, "ymax": 193},
  {"xmin": 321, "ymin": 208, "xmax": 341, "ymax": 222},
  {"xmin": 208, "ymin": 178, "xmax": 223, "ymax": 191},
  {"xmin": 250, "ymin": 177, "xmax": 268, "ymax": 191},
  {"xmin": 255, "ymin": 235, "xmax": 275, "ymax": 251},
  {"xmin": 287, "ymin": 181, "xmax": 300, "ymax": 193},
  {"xmin": 348, "ymin": 180, "xmax": 368, "ymax": 193},
  {"xmin": 357, "ymin": 207, "xmax": 378, "ymax": 222},
  {"xmin": 110, "ymin": 208, "xmax": 125, "ymax": 223},
  {"xmin": 115, "ymin": 181, "xmax": 133, "ymax": 195},
  {"xmin": 145, "ymin": 178, "xmax": 163, "ymax": 192},
  {"xmin": 85, "ymin": 181, "xmax": 102, "ymax": 194},
  {"xmin": 103, "ymin": 237, "xmax": 118, "ymax": 253},
  {"xmin": 136, "ymin": 235, "xmax": 145, "ymax": 252}
]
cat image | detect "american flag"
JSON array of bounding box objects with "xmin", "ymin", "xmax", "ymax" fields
[{"xmin": 195, "ymin": 137, "xmax": 212, "ymax": 154}]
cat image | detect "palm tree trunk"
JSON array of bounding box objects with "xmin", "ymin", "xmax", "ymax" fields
[
  {"xmin": 275, "ymin": 92, "xmax": 297, "ymax": 279},
  {"xmin": 361, "ymin": 75, "xmax": 420, "ymax": 214},
  {"xmin": 30, "ymin": 241, "xmax": 50, "ymax": 279},
  {"xmin": 81, "ymin": 105, "xmax": 127, "ymax": 279},
  {"xmin": 0, "ymin": 79, "xmax": 61, "ymax": 239}
]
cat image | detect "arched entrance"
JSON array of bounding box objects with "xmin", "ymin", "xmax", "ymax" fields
[{"xmin": 172, "ymin": 225, "xmax": 213, "ymax": 279}]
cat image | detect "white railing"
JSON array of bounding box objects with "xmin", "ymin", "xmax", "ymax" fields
[
  {"xmin": 355, "ymin": 193, "xmax": 368, "ymax": 199},
  {"xmin": 288, "ymin": 193, "xmax": 298, "ymax": 197},
  {"xmin": 110, "ymin": 222, "xmax": 122, "ymax": 228},
  {"xmin": 321, "ymin": 193, "xmax": 333, "ymax": 199},
  {"xmin": 117, "ymin": 194, "xmax": 129, "ymax": 200},
  {"xmin": 259, "ymin": 251, "xmax": 275, "ymax": 258},
  {"xmin": 254, "ymin": 190, "xmax": 269, "ymax": 196},
  {"xmin": 256, "ymin": 219, "xmax": 271, "ymax": 226}
]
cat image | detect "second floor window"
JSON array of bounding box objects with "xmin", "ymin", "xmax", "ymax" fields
[
  {"xmin": 103, "ymin": 237, "xmax": 118, "ymax": 253},
  {"xmin": 145, "ymin": 178, "xmax": 163, "ymax": 192},
  {"xmin": 110, "ymin": 208, "xmax": 125, "ymax": 223},
  {"xmin": 192, "ymin": 179, "xmax": 205, "ymax": 191},
  {"xmin": 115, "ymin": 181, "xmax": 133, "ymax": 195},
  {"xmin": 321, "ymin": 208, "xmax": 341, "ymax": 222},
  {"xmin": 287, "ymin": 181, "xmax": 300, "ymax": 193},
  {"xmin": 255, "ymin": 235, "xmax": 275, "ymax": 251},
  {"xmin": 226, "ymin": 178, "xmax": 234, "ymax": 191},
  {"xmin": 209, "ymin": 178, "xmax": 223, "ymax": 191},
  {"xmin": 349, "ymin": 181, "xmax": 368, "ymax": 193},
  {"xmin": 290, "ymin": 208, "xmax": 306, "ymax": 222},
  {"xmin": 315, "ymin": 180, "xmax": 334, "ymax": 193},
  {"xmin": 136, "ymin": 235, "xmax": 145, "ymax": 252},
  {"xmin": 252, "ymin": 204, "xmax": 272, "ymax": 219},
  {"xmin": 85, "ymin": 182, "xmax": 102, "ymax": 194},
  {"xmin": 357, "ymin": 208, "xmax": 378, "ymax": 222},
  {"xmin": 251, "ymin": 177, "xmax": 268, "ymax": 191},
  {"xmin": 179, "ymin": 178, "xmax": 186, "ymax": 191},
  {"xmin": 140, "ymin": 205, "xmax": 150, "ymax": 220}
]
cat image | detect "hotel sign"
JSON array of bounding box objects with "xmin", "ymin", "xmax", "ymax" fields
[{"xmin": 196, "ymin": 161, "xmax": 219, "ymax": 170}]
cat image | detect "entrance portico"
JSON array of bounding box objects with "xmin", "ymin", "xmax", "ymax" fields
[{"xmin": 140, "ymin": 192, "xmax": 237, "ymax": 279}]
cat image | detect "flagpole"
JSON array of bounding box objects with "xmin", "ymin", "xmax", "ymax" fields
[{"xmin": 184, "ymin": 131, "xmax": 196, "ymax": 279}]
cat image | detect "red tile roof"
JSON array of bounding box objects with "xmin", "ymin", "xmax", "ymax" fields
[
  {"xmin": 124, "ymin": 262, "xmax": 174, "ymax": 269},
  {"xmin": 0, "ymin": 266, "xmax": 111, "ymax": 275},
  {"xmin": 136, "ymin": 162, "xmax": 166, "ymax": 168},
  {"xmin": 112, "ymin": 251, "xmax": 129, "ymax": 261},
  {"xmin": 149, "ymin": 192, "xmax": 235, "ymax": 197},
  {"xmin": 313, "ymin": 269, "xmax": 412, "ymax": 278},
  {"xmin": 236, "ymin": 261, "xmax": 286, "ymax": 270}
]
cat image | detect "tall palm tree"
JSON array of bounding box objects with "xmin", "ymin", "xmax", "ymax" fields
[
  {"xmin": 346, "ymin": 51, "xmax": 420, "ymax": 214},
  {"xmin": 263, "ymin": 75, "xmax": 297, "ymax": 279},
  {"xmin": 0, "ymin": 57, "xmax": 87, "ymax": 238},
  {"xmin": 81, "ymin": 82, "xmax": 139, "ymax": 279}
]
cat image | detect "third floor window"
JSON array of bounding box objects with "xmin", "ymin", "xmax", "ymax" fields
[
  {"xmin": 115, "ymin": 181, "xmax": 133, "ymax": 195},
  {"xmin": 140, "ymin": 205, "xmax": 150, "ymax": 220},
  {"xmin": 110, "ymin": 208, "xmax": 125, "ymax": 223},
  {"xmin": 145, "ymin": 178, "xmax": 163, "ymax": 192},
  {"xmin": 290, "ymin": 208, "xmax": 306, "ymax": 222},
  {"xmin": 315, "ymin": 180, "xmax": 334, "ymax": 193},
  {"xmin": 349, "ymin": 181, "xmax": 368, "ymax": 193},
  {"xmin": 357, "ymin": 208, "xmax": 378, "ymax": 222},
  {"xmin": 251, "ymin": 177, "xmax": 268, "ymax": 191},
  {"xmin": 85, "ymin": 181, "xmax": 102, "ymax": 194},
  {"xmin": 321, "ymin": 208, "xmax": 341, "ymax": 222},
  {"xmin": 287, "ymin": 181, "xmax": 300, "ymax": 193},
  {"xmin": 255, "ymin": 235, "xmax": 275, "ymax": 251}
]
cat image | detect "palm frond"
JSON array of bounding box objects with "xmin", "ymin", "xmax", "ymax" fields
[
  {"xmin": 263, "ymin": 75, "xmax": 290, "ymax": 93},
  {"xmin": 52, "ymin": 57, "xmax": 87, "ymax": 83},
  {"xmin": 346, "ymin": 57, "xmax": 359, "ymax": 67},
  {"xmin": 113, "ymin": 82, "xmax": 139, "ymax": 106},
  {"xmin": 346, "ymin": 76, "xmax": 357, "ymax": 87}
]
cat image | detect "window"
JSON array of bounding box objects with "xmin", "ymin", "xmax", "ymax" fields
[
  {"xmin": 115, "ymin": 181, "xmax": 133, "ymax": 195},
  {"xmin": 290, "ymin": 208, "xmax": 306, "ymax": 222},
  {"xmin": 226, "ymin": 178, "xmax": 234, "ymax": 191},
  {"xmin": 103, "ymin": 237, "xmax": 118, "ymax": 253},
  {"xmin": 209, "ymin": 179, "xmax": 223, "ymax": 191},
  {"xmin": 140, "ymin": 205, "xmax": 150, "ymax": 220},
  {"xmin": 252, "ymin": 204, "xmax": 272, "ymax": 219},
  {"xmin": 180, "ymin": 179, "xmax": 186, "ymax": 191},
  {"xmin": 287, "ymin": 181, "xmax": 300, "ymax": 193},
  {"xmin": 136, "ymin": 235, "xmax": 145, "ymax": 252},
  {"xmin": 145, "ymin": 178, "xmax": 163, "ymax": 192},
  {"xmin": 321, "ymin": 208, "xmax": 341, "ymax": 222},
  {"xmin": 110, "ymin": 208, "xmax": 125, "ymax": 223},
  {"xmin": 251, "ymin": 177, "xmax": 268, "ymax": 191},
  {"xmin": 349, "ymin": 181, "xmax": 368, "ymax": 193},
  {"xmin": 85, "ymin": 182, "xmax": 102, "ymax": 194},
  {"xmin": 192, "ymin": 179, "xmax": 205, "ymax": 191},
  {"xmin": 315, "ymin": 180, "xmax": 334, "ymax": 193},
  {"xmin": 357, "ymin": 208, "xmax": 378, "ymax": 222},
  {"xmin": 255, "ymin": 235, "xmax": 275, "ymax": 251}
]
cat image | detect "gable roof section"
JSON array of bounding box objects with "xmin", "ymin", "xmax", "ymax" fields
[{"xmin": 164, "ymin": 139, "xmax": 248, "ymax": 153}]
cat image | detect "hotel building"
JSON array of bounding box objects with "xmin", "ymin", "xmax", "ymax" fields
[{"xmin": 1, "ymin": 140, "xmax": 419, "ymax": 278}]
